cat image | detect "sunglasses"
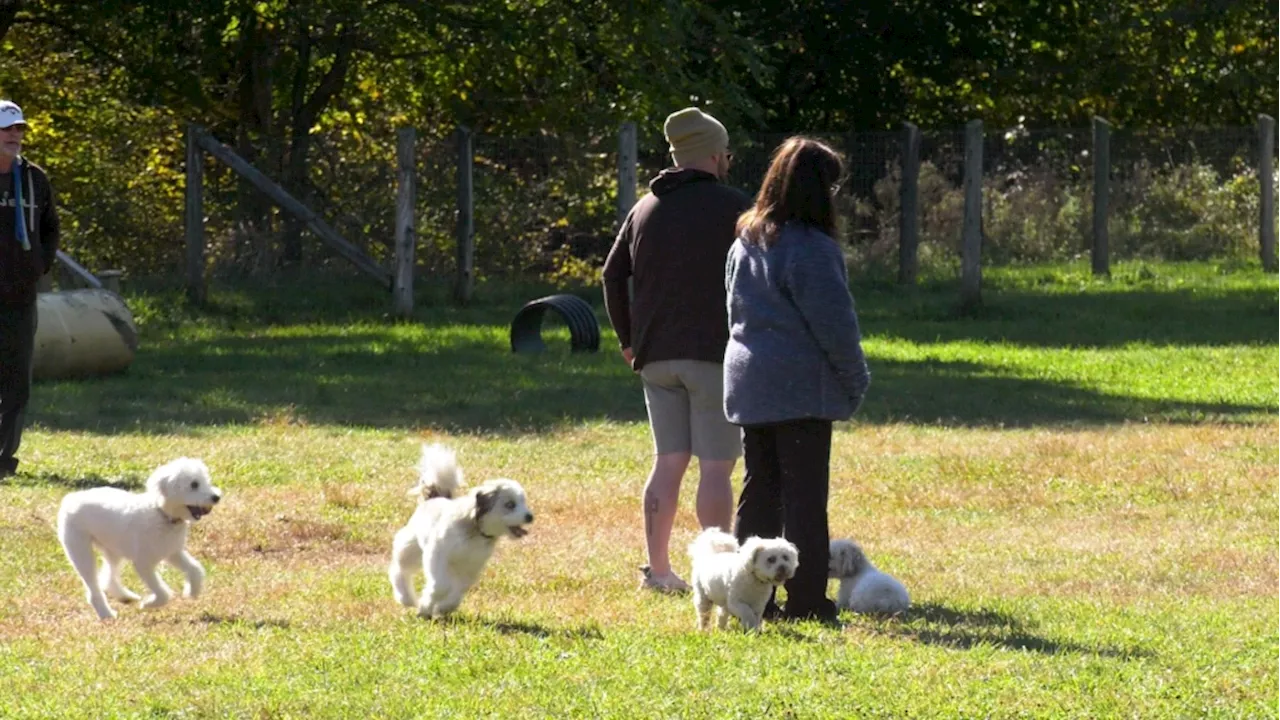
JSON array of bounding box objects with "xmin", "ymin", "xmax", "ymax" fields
[{"xmin": 0, "ymin": 124, "xmax": 26, "ymax": 133}]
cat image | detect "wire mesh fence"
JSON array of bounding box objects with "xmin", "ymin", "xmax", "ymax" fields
[
  {"xmin": 1109, "ymin": 126, "xmax": 1263, "ymax": 261},
  {"xmin": 53, "ymin": 118, "xmax": 1278, "ymax": 291}
]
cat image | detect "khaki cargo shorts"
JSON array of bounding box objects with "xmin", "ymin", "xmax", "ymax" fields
[{"xmin": 639, "ymin": 359, "xmax": 743, "ymax": 460}]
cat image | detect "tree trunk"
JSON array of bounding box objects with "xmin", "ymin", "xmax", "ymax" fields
[
  {"xmin": 280, "ymin": 25, "xmax": 355, "ymax": 268},
  {"xmin": 234, "ymin": 9, "xmax": 276, "ymax": 274},
  {"xmin": 279, "ymin": 26, "xmax": 313, "ymax": 267}
]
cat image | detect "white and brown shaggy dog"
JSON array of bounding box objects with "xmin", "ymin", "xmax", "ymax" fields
[
  {"xmin": 388, "ymin": 444, "xmax": 533, "ymax": 619},
  {"xmin": 829, "ymin": 538, "xmax": 910, "ymax": 615},
  {"xmin": 57, "ymin": 457, "xmax": 223, "ymax": 620},
  {"xmin": 688, "ymin": 528, "xmax": 798, "ymax": 632}
]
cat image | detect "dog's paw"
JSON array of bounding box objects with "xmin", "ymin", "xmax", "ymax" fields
[{"xmin": 140, "ymin": 593, "xmax": 171, "ymax": 610}]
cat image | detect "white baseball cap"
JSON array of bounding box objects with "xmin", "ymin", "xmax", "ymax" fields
[{"xmin": 0, "ymin": 101, "xmax": 27, "ymax": 129}]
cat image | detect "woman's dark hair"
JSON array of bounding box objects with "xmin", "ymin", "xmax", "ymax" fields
[{"xmin": 737, "ymin": 136, "xmax": 845, "ymax": 246}]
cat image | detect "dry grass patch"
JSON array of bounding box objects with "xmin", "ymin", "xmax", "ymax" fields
[{"xmin": 2, "ymin": 419, "xmax": 1274, "ymax": 716}]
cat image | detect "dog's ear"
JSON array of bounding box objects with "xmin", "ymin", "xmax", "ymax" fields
[
  {"xmin": 834, "ymin": 541, "xmax": 866, "ymax": 577},
  {"xmin": 473, "ymin": 486, "xmax": 497, "ymax": 520},
  {"xmin": 145, "ymin": 459, "xmax": 179, "ymax": 497}
]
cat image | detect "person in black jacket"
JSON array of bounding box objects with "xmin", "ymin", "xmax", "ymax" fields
[
  {"xmin": 0, "ymin": 100, "xmax": 60, "ymax": 478},
  {"xmin": 602, "ymin": 108, "xmax": 750, "ymax": 593}
]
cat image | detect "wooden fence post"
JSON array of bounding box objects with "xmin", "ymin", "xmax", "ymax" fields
[
  {"xmin": 618, "ymin": 121, "xmax": 638, "ymax": 227},
  {"xmin": 960, "ymin": 119, "xmax": 983, "ymax": 311},
  {"xmin": 1259, "ymin": 114, "xmax": 1276, "ymax": 272},
  {"xmin": 454, "ymin": 126, "xmax": 475, "ymax": 304},
  {"xmin": 899, "ymin": 121, "xmax": 921, "ymax": 285},
  {"xmin": 185, "ymin": 123, "xmax": 206, "ymax": 305},
  {"xmin": 1092, "ymin": 116, "xmax": 1112, "ymax": 276},
  {"xmin": 393, "ymin": 127, "xmax": 417, "ymax": 318}
]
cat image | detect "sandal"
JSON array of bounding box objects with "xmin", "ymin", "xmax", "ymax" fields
[{"xmin": 638, "ymin": 565, "xmax": 691, "ymax": 594}]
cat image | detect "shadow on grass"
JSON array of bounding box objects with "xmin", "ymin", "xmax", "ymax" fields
[
  {"xmin": 28, "ymin": 330, "xmax": 1272, "ymax": 435},
  {"xmin": 32, "ymin": 329, "xmax": 645, "ymax": 435},
  {"xmin": 875, "ymin": 602, "xmax": 1151, "ymax": 659},
  {"xmin": 468, "ymin": 616, "xmax": 605, "ymax": 641},
  {"xmin": 25, "ymin": 268, "xmax": 1276, "ymax": 435},
  {"xmin": 2, "ymin": 470, "xmax": 145, "ymax": 491},
  {"xmin": 858, "ymin": 285, "xmax": 1278, "ymax": 349},
  {"xmin": 194, "ymin": 612, "xmax": 292, "ymax": 630},
  {"xmin": 764, "ymin": 624, "xmax": 825, "ymax": 643},
  {"xmin": 857, "ymin": 357, "xmax": 1273, "ymax": 426}
]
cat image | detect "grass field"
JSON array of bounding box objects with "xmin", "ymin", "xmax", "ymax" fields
[{"xmin": 1, "ymin": 260, "xmax": 1276, "ymax": 718}]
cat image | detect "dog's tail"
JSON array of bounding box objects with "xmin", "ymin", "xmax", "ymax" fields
[
  {"xmin": 409, "ymin": 443, "xmax": 463, "ymax": 502},
  {"xmin": 688, "ymin": 528, "xmax": 740, "ymax": 559}
]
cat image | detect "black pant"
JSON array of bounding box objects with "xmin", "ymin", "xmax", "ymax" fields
[
  {"xmin": 734, "ymin": 418, "xmax": 834, "ymax": 614},
  {"xmin": 0, "ymin": 301, "xmax": 38, "ymax": 473}
]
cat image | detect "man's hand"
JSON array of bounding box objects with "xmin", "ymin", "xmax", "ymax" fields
[{"xmin": 620, "ymin": 347, "xmax": 635, "ymax": 369}]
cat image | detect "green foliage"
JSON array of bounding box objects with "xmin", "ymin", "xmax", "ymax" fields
[
  {"xmin": 1, "ymin": 25, "xmax": 187, "ymax": 276},
  {"xmin": 1113, "ymin": 159, "xmax": 1271, "ymax": 260},
  {"xmin": 1, "ymin": 1, "xmax": 1274, "ymax": 282}
]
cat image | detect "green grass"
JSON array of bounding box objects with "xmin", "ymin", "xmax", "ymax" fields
[{"xmin": 1, "ymin": 260, "xmax": 1275, "ymax": 718}]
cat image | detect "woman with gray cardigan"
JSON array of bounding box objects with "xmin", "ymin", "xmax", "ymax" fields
[{"xmin": 723, "ymin": 137, "xmax": 870, "ymax": 625}]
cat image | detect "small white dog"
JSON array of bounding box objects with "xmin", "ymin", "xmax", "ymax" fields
[
  {"xmin": 688, "ymin": 528, "xmax": 798, "ymax": 632},
  {"xmin": 388, "ymin": 444, "xmax": 533, "ymax": 619},
  {"xmin": 829, "ymin": 538, "xmax": 910, "ymax": 615},
  {"xmin": 57, "ymin": 457, "xmax": 223, "ymax": 620}
]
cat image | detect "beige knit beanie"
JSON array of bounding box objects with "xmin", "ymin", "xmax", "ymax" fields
[{"xmin": 664, "ymin": 107, "xmax": 729, "ymax": 166}]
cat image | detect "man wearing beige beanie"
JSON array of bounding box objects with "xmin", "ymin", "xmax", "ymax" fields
[{"xmin": 602, "ymin": 107, "xmax": 750, "ymax": 593}]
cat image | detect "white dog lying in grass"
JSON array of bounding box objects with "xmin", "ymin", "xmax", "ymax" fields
[
  {"xmin": 388, "ymin": 444, "xmax": 534, "ymax": 619},
  {"xmin": 688, "ymin": 528, "xmax": 798, "ymax": 632},
  {"xmin": 57, "ymin": 457, "xmax": 223, "ymax": 620},
  {"xmin": 828, "ymin": 538, "xmax": 910, "ymax": 616}
]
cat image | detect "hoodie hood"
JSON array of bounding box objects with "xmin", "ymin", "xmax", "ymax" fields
[{"xmin": 648, "ymin": 167, "xmax": 720, "ymax": 197}]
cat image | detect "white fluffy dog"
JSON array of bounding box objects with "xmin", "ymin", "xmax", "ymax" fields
[
  {"xmin": 829, "ymin": 538, "xmax": 910, "ymax": 615},
  {"xmin": 388, "ymin": 444, "xmax": 534, "ymax": 619},
  {"xmin": 688, "ymin": 528, "xmax": 798, "ymax": 632},
  {"xmin": 56, "ymin": 457, "xmax": 223, "ymax": 620}
]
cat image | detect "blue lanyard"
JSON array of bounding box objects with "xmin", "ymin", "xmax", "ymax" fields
[{"xmin": 13, "ymin": 160, "xmax": 29, "ymax": 250}]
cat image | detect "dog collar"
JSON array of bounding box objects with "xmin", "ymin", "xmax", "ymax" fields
[
  {"xmin": 156, "ymin": 507, "xmax": 184, "ymax": 525},
  {"xmin": 474, "ymin": 520, "xmax": 499, "ymax": 540}
]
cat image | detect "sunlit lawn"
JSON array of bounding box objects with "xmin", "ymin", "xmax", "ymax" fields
[{"xmin": 1, "ymin": 260, "xmax": 1275, "ymax": 718}]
